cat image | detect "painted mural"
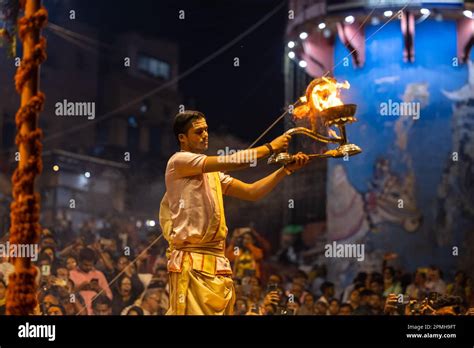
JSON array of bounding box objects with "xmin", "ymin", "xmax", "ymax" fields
[{"xmin": 323, "ymin": 19, "xmax": 474, "ymax": 287}]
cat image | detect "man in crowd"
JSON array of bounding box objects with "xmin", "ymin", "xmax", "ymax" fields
[
  {"xmin": 70, "ymin": 247, "xmax": 112, "ymax": 314},
  {"xmin": 93, "ymin": 294, "xmax": 112, "ymax": 315}
]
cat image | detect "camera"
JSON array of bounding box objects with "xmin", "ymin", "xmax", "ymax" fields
[
  {"xmin": 265, "ymin": 284, "xmax": 290, "ymax": 315},
  {"xmin": 266, "ymin": 283, "xmax": 279, "ymax": 294}
]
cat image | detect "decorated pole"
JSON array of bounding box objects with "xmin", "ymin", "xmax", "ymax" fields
[{"xmin": 6, "ymin": 0, "xmax": 47, "ymax": 315}]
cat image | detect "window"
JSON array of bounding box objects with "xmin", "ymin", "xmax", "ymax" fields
[{"xmin": 137, "ymin": 54, "xmax": 171, "ymax": 80}]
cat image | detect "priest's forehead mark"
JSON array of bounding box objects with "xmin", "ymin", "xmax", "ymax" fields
[{"xmin": 192, "ymin": 119, "xmax": 208, "ymax": 130}]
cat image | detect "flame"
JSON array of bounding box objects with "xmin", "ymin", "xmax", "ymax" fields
[
  {"xmin": 293, "ymin": 77, "xmax": 350, "ymax": 121},
  {"xmin": 311, "ymin": 77, "xmax": 350, "ymax": 111}
]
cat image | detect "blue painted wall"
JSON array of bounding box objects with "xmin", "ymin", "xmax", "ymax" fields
[{"xmin": 329, "ymin": 19, "xmax": 472, "ymax": 282}]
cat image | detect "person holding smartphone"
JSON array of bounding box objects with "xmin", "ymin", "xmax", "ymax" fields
[{"xmin": 69, "ymin": 247, "xmax": 113, "ymax": 315}]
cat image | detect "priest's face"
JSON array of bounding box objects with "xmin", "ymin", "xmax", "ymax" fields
[{"xmin": 180, "ymin": 117, "xmax": 208, "ymax": 153}]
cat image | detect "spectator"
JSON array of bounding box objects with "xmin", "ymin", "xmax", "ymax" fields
[
  {"xmin": 249, "ymin": 282, "xmax": 262, "ymax": 305},
  {"xmin": 247, "ymin": 277, "xmax": 263, "ymax": 309},
  {"xmin": 313, "ymin": 300, "xmax": 329, "ymax": 315},
  {"xmin": 125, "ymin": 306, "xmax": 144, "ymax": 315},
  {"xmin": 59, "ymin": 239, "xmax": 84, "ymax": 260},
  {"xmin": 287, "ymin": 297, "xmax": 300, "ymax": 315},
  {"xmin": 406, "ymin": 269, "xmax": 428, "ymax": 301},
  {"xmin": 94, "ymin": 248, "xmax": 115, "ymax": 281},
  {"xmin": 292, "ymin": 270, "xmax": 309, "ymax": 289},
  {"xmin": 267, "ymin": 273, "xmax": 284, "ymax": 289},
  {"xmin": 152, "ymin": 265, "xmax": 168, "ymax": 288},
  {"xmin": 352, "ymin": 289, "xmax": 375, "ymax": 315},
  {"xmin": 338, "ymin": 303, "xmax": 353, "ymax": 315},
  {"xmin": 149, "ymin": 267, "xmax": 169, "ymax": 312},
  {"xmin": 234, "ymin": 279, "xmax": 243, "ymax": 298},
  {"xmin": 112, "ymin": 275, "xmax": 141, "ymax": 315},
  {"xmin": 40, "ymin": 247, "xmax": 56, "ymax": 265},
  {"xmin": 368, "ymin": 293, "xmax": 384, "ymax": 315},
  {"xmin": 40, "ymin": 235, "xmax": 57, "ymax": 250},
  {"xmin": 273, "ymin": 225, "xmax": 306, "ymax": 265},
  {"xmin": 287, "ymin": 282, "xmax": 305, "ymax": 303},
  {"xmin": 141, "ymin": 232, "xmax": 164, "ymax": 275},
  {"xmin": 93, "ymin": 294, "xmax": 113, "ymax": 315},
  {"xmin": 383, "ymin": 267, "xmax": 402, "ymax": 297},
  {"xmin": 52, "ymin": 262, "xmax": 70, "ymax": 283},
  {"xmin": 39, "ymin": 290, "xmax": 60, "ymax": 315},
  {"xmin": 318, "ymin": 281, "xmax": 335, "ymax": 307},
  {"xmin": 66, "ymin": 256, "xmax": 78, "ymax": 272},
  {"xmin": 299, "ymin": 293, "xmax": 315, "ymax": 315},
  {"xmin": 328, "ymin": 299, "xmax": 340, "ymax": 315},
  {"xmin": 260, "ymin": 290, "xmax": 279, "ymax": 315},
  {"xmin": 134, "ymin": 243, "xmax": 151, "ymax": 275},
  {"xmin": 234, "ymin": 297, "xmax": 248, "ymax": 315},
  {"xmin": 138, "ymin": 289, "xmax": 162, "ymax": 315},
  {"xmin": 342, "ymin": 272, "xmax": 367, "ymax": 303},
  {"xmin": 113, "ymin": 256, "xmax": 144, "ymax": 299},
  {"xmin": 400, "ymin": 272, "xmax": 412, "ymax": 294},
  {"xmin": 368, "ymin": 273, "xmax": 384, "ymax": 296},
  {"xmin": 38, "ymin": 253, "xmax": 52, "ymax": 270},
  {"xmin": 447, "ymin": 271, "xmax": 468, "ymax": 303},
  {"xmin": 71, "ymin": 292, "xmax": 87, "ymax": 316},
  {"xmin": 226, "ymin": 228, "xmax": 264, "ymax": 279},
  {"xmin": 46, "ymin": 304, "xmax": 65, "ymax": 316},
  {"xmin": 69, "ymin": 247, "xmax": 113, "ymax": 315},
  {"xmin": 311, "ymin": 264, "xmax": 327, "ymax": 297},
  {"xmin": 135, "ymin": 236, "xmax": 163, "ymax": 276},
  {"xmin": 425, "ymin": 266, "xmax": 447, "ymax": 295},
  {"xmin": 346, "ymin": 289, "xmax": 360, "ymax": 311},
  {"xmin": 66, "ymin": 279, "xmax": 75, "ymax": 294},
  {"xmin": 61, "ymin": 296, "xmax": 76, "ymax": 315},
  {"xmin": 0, "ymin": 256, "xmax": 14, "ymax": 286}
]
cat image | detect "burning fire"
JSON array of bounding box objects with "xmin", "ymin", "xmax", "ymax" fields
[
  {"xmin": 307, "ymin": 77, "xmax": 350, "ymax": 111},
  {"xmin": 293, "ymin": 77, "xmax": 350, "ymax": 127}
]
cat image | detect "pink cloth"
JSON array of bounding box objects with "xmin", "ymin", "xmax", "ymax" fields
[
  {"xmin": 164, "ymin": 151, "xmax": 233, "ymax": 248},
  {"xmin": 70, "ymin": 268, "xmax": 113, "ymax": 315}
]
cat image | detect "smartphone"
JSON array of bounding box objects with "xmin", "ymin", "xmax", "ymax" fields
[
  {"xmin": 41, "ymin": 265, "xmax": 51, "ymax": 277},
  {"xmin": 396, "ymin": 296, "xmax": 410, "ymax": 315},
  {"xmin": 266, "ymin": 283, "xmax": 279, "ymax": 294},
  {"xmin": 250, "ymin": 304, "xmax": 259, "ymax": 314}
]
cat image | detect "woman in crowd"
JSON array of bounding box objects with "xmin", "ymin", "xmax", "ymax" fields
[{"xmin": 112, "ymin": 275, "xmax": 143, "ymax": 315}]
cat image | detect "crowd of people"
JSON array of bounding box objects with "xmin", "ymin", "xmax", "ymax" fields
[{"xmin": 0, "ymin": 220, "xmax": 472, "ymax": 316}]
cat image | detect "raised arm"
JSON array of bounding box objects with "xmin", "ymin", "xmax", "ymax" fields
[
  {"xmin": 202, "ymin": 135, "xmax": 291, "ymax": 173},
  {"xmin": 225, "ymin": 152, "xmax": 310, "ymax": 201}
]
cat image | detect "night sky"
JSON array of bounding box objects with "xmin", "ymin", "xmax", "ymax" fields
[{"xmin": 81, "ymin": 0, "xmax": 288, "ymax": 143}]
